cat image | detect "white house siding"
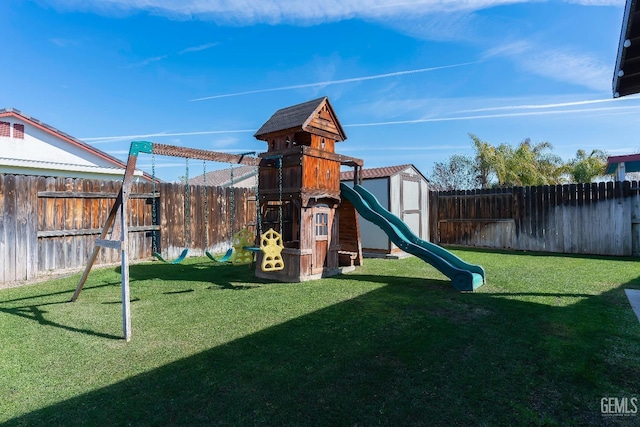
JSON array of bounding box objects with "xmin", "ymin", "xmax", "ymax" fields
[
  {"xmin": 2, "ymin": 118, "xmax": 102, "ymax": 166},
  {"xmin": 0, "ymin": 113, "xmax": 146, "ymax": 181}
]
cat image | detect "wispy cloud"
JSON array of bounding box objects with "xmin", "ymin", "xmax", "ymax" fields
[
  {"xmin": 525, "ymin": 49, "xmax": 610, "ymax": 92},
  {"xmin": 45, "ymin": 0, "xmax": 562, "ymax": 24},
  {"xmin": 178, "ymin": 42, "xmax": 219, "ymax": 55},
  {"xmin": 128, "ymin": 54, "xmax": 169, "ymax": 68},
  {"xmin": 564, "ymin": 0, "xmax": 623, "ymax": 5},
  {"xmin": 483, "ymin": 40, "xmax": 612, "ymax": 92},
  {"xmin": 190, "ymin": 61, "xmax": 479, "ymax": 101},
  {"xmin": 128, "ymin": 42, "xmax": 218, "ymax": 68}
]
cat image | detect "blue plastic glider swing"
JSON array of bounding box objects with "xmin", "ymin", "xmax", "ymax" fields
[
  {"xmin": 203, "ymin": 159, "xmax": 235, "ymax": 262},
  {"xmin": 151, "ymin": 156, "xmax": 190, "ymax": 264}
]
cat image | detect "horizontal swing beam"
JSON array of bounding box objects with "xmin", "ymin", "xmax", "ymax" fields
[{"xmin": 130, "ymin": 141, "xmax": 259, "ymax": 166}]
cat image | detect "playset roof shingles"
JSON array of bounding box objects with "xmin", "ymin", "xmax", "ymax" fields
[{"xmin": 254, "ymin": 96, "xmax": 346, "ymax": 141}]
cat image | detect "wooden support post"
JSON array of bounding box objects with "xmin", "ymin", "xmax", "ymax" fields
[
  {"xmin": 70, "ymin": 146, "xmax": 140, "ymax": 341},
  {"xmin": 120, "ymin": 186, "xmax": 131, "ymax": 341}
]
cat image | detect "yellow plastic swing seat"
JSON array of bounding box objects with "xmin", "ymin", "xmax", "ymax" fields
[
  {"xmin": 232, "ymin": 228, "xmax": 256, "ymax": 265},
  {"xmin": 260, "ymin": 228, "xmax": 284, "ymax": 272}
]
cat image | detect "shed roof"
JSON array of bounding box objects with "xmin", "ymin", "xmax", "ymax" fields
[
  {"xmin": 254, "ymin": 96, "xmax": 346, "ymax": 141},
  {"xmin": 613, "ymin": 0, "xmax": 640, "ymax": 97},
  {"xmin": 605, "ymin": 153, "xmax": 640, "ymax": 174},
  {"xmin": 340, "ymin": 164, "xmax": 427, "ymax": 181}
]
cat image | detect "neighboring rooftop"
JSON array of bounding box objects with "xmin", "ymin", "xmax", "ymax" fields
[
  {"xmin": 1, "ymin": 108, "xmax": 125, "ymax": 169},
  {"xmin": 605, "ymin": 153, "xmax": 640, "ymax": 174},
  {"xmin": 189, "ymin": 165, "xmax": 257, "ymax": 187},
  {"xmin": 340, "ymin": 164, "xmax": 424, "ymax": 181},
  {"xmin": 0, "ymin": 107, "xmax": 154, "ymax": 181}
]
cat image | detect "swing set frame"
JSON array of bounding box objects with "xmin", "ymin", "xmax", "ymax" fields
[{"xmin": 70, "ymin": 140, "xmax": 259, "ymax": 341}]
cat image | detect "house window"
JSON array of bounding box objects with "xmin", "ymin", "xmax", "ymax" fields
[
  {"xmin": 315, "ymin": 212, "xmax": 328, "ymax": 236},
  {"xmin": 13, "ymin": 123, "xmax": 24, "ymax": 139},
  {"xmin": 0, "ymin": 121, "xmax": 9, "ymax": 137}
]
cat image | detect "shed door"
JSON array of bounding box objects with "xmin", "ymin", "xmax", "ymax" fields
[
  {"xmin": 401, "ymin": 176, "xmax": 421, "ymax": 237},
  {"xmin": 312, "ymin": 207, "xmax": 331, "ymax": 275}
]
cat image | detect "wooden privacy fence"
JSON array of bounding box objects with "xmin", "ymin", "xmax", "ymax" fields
[
  {"xmin": 0, "ymin": 174, "xmax": 255, "ymax": 286},
  {"xmin": 430, "ymin": 181, "xmax": 640, "ymax": 256}
]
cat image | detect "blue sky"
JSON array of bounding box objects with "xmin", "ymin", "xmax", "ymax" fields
[{"xmin": 1, "ymin": 0, "xmax": 638, "ymax": 182}]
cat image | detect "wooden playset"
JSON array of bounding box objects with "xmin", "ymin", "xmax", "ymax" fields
[{"xmin": 71, "ymin": 97, "xmax": 366, "ymax": 340}]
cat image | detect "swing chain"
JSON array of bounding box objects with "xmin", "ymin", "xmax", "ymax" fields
[
  {"xmin": 229, "ymin": 163, "xmax": 235, "ymax": 243},
  {"xmin": 151, "ymin": 154, "xmax": 158, "ymax": 253},
  {"xmin": 184, "ymin": 158, "xmax": 191, "ymax": 247},
  {"xmin": 278, "ymin": 157, "xmax": 283, "ymax": 234},
  {"xmin": 255, "ymin": 162, "xmax": 262, "ymax": 237},
  {"xmin": 203, "ymin": 160, "xmax": 209, "ymax": 249}
]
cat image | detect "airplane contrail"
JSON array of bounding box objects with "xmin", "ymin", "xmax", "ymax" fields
[
  {"xmin": 345, "ymin": 105, "xmax": 640, "ymax": 127},
  {"xmin": 82, "ymin": 102, "xmax": 640, "ymax": 143},
  {"xmin": 190, "ymin": 61, "xmax": 479, "ymax": 102},
  {"xmin": 82, "ymin": 128, "xmax": 255, "ymax": 143}
]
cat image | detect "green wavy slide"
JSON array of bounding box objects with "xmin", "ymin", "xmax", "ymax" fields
[{"xmin": 341, "ymin": 183, "xmax": 485, "ymax": 291}]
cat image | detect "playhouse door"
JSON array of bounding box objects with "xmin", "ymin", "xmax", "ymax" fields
[{"xmin": 311, "ymin": 207, "xmax": 331, "ymax": 275}]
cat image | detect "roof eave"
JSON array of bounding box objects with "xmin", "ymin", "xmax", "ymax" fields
[{"xmin": 613, "ymin": 0, "xmax": 638, "ymax": 97}]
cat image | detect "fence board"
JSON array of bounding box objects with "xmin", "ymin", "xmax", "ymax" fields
[
  {"xmin": 0, "ymin": 174, "xmax": 256, "ymax": 287},
  {"xmin": 4, "ymin": 175, "xmax": 17, "ymax": 282},
  {"xmin": 0, "ymin": 176, "xmax": 5, "ymax": 284},
  {"xmin": 429, "ymin": 181, "xmax": 640, "ymax": 257}
]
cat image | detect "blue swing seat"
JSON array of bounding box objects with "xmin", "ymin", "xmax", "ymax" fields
[
  {"xmin": 205, "ymin": 247, "xmax": 233, "ymax": 262},
  {"xmin": 153, "ymin": 248, "xmax": 189, "ymax": 264}
]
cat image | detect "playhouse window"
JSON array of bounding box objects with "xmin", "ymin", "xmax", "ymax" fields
[
  {"xmin": 0, "ymin": 121, "xmax": 9, "ymax": 137},
  {"xmin": 13, "ymin": 123, "xmax": 24, "ymax": 139},
  {"xmin": 315, "ymin": 212, "xmax": 328, "ymax": 236}
]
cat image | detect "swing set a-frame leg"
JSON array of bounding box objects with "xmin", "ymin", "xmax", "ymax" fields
[
  {"xmin": 70, "ymin": 191, "xmax": 123, "ymax": 302},
  {"xmin": 70, "ymin": 148, "xmax": 140, "ymax": 341}
]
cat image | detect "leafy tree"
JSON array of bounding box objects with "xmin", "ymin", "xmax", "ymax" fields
[
  {"xmin": 500, "ymin": 139, "xmax": 563, "ymax": 186},
  {"xmin": 470, "ymin": 135, "xmax": 563, "ymax": 187},
  {"xmin": 428, "ymin": 154, "xmax": 479, "ymax": 191},
  {"xmin": 469, "ymin": 134, "xmax": 496, "ymax": 188},
  {"xmin": 564, "ymin": 149, "xmax": 607, "ymax": 183},
  {"xmin": 429, "ymin": 134, "xmax": 607, "ymax": 190}
]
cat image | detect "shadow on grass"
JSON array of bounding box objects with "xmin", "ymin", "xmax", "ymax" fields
[
  {"xmin": 123, "ymin": 259, "xmax": 273, "ymax": 291},
  {"xmin": 0, "ymin": 261, "xmax": 274, "ymax": 343},
  {"xmin": 0, "ymin": 282, "xmax": 125, "ymax": 340},
  {"xmin": 5, "ymin": 274, "xmax": 640, "ymax": 425},
  {"xmin": 0, "ymin": 302, "xmax": 123, "ymax": 341}
]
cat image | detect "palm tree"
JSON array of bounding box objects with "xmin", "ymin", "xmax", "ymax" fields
[{"xmin": 565, "ymin": 149, "xmax": 607, "ymax": 183}]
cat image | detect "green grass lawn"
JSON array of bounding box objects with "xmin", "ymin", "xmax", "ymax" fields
[{"xmin": 1, "ymin": 249, "xmax": 639, "ymax": 426}]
